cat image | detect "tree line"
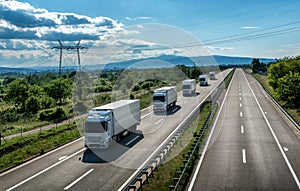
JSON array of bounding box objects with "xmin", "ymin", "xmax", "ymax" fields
[{"xmin": 267, "ymin": 56, "xmax": 300, "ymax": 108}]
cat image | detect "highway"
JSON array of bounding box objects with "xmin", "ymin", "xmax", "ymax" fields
[
  {"xmin": 0, "ymin": 69, "xmax": 231, "ymax": 191},
  {"xmin": 189, "ymin": 69, "xmax": 300, "ymax": 191}
]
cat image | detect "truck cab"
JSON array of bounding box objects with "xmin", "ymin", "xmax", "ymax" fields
[
  {"xmin": 209, "ymin": 71, "xmax": 216, "ymax": 80},
  {"xmin": 153, "ymin": 87, "xmax": 177, "ymax": 113},
  {"xmin": 85, "ymin": 110, "xmax": 113, "ymax": 149},
  {"xmin": 199, "ymin": 75, "xmax": 208, "ymax": 86}
]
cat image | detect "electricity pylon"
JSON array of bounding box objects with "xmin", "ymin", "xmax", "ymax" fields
[{"xmin": 52, "ymin": 39, "xmax": 88, "ymax": 75}]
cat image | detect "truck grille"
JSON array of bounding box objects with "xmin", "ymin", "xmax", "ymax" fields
[{"xmin": 87, "ymin": 136, "xmax": 101, "ymax": 142}]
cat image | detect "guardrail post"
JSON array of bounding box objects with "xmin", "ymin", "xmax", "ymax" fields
[
  {"xmin": 128, "ymin": 185, "xmax": 136, "ymax": 191},
  {"xmin": 169, "ymin": 185, "xmax": 176, "ymax": 191}
]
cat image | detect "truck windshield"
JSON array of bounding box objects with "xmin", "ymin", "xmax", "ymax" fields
[
  {"xmin": 86, "ymin": 121, "xmax": 107, "ymax": 133},
  {"xmin": 153, "ymin": 95, "xmax": 165, "ymax": 102},
  {"xmin": 200, "ymin": 78, "xmax": 205, "ymax": 81},
  {"xmin": 183, "ymin": 85, "xmax": 190, "ymax": 89}
]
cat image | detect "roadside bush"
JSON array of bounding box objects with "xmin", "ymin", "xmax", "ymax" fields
[
  {"xmin": 39, "ymin": 95, "xmax": 55, "ymax": 109},
  {"xmin": 38, "ymin": 108, "xmax": 55, "ymax": 121},
  {"xmin": 0, "ymin": 107, "xmax": 20, "ymax": 123},
  {"xmin": 95, "ymin": 85, "xmax": 112, "ymax": 93},
  {"xmin": 38, "ymin": 107, "xmax": 67, "ymax": 121}
]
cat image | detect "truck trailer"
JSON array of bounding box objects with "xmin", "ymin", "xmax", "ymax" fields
[
  {"xmin": 85, "ymin": 100, "xmax": 141, "ymax": 149},
  {"xmin": 153, "ymin": 86, "xmax": 177, "ymax": 113},
  {"xmin": 182, "ymin": 79, "xmax": 196, "ymax": 96}
]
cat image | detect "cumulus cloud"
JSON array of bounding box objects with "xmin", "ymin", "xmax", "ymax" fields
[{"xmin": 0, "ymin": 1, "xmax": 124, "ymax": 44}]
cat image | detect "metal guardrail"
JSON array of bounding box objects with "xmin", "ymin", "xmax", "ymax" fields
[
  {"xmin": 168, "ymin": 103, "xmax": 218, "ymax": 191},
  {"xmin": 262, "ymin": 85, "xmax": 300, "ymax": 131}
]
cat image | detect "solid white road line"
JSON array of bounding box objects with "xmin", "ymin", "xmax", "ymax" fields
[
  {"xmin": 242, "ymin": 70, "xmax": 300, "ymax": 189},
  {"xmin": 242, "ymin": 149, "xmax": 247, "ymax": 164},
  {"xmin": 6, "ymin": 148, "xmax": 86, "ymax": 191},
  {"xmin": 125, "ymin": 135, "xmax": 140, "ymax": 146},
  {"xmin": 240, "ymin": 112, "xmax": 243, "ymax": 118},
  {"xmin": 64, "ymin": 169, "xmax": 94, "ymax": 190},
  {"xmin": 155, "ymin": 119, "xmax": 164, "ymax": 125},
  {"xmin": 241, "ymin": 125, "xmax": 244, "ymax": 134},
  {"xmin": 187, "ymin": 69, "xmax": 235, "ymax": 191}
]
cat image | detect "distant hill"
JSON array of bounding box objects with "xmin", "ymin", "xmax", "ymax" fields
[
  {"xmin": 0, "ymin": 55, "xmax": 276, "ymax": 74},
  {"xmin": 99, "ymin": 55, "xmax": 276, "ymax": 70},
  {"xmin": 0, "ymin": 66, "xmax": 35, "ymax": 74}
]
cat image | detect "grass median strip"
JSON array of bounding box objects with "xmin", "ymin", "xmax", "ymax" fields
[
  {"xmin": 142, "ymin": 102, "xmax": 212, "ymax": 191},
  {"xmin": 0, "ymin": 122, "xmax": 81, "ymax": 172}
]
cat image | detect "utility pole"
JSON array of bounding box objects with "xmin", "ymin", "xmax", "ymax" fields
[{"xmin": 52, "ymin": 40, "xmax": 88, "ymax": 75}]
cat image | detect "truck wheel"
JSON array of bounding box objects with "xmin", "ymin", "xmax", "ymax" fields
[{"xmin": 116, "ymin": 134, "xmax": 121, "ymax": 142}]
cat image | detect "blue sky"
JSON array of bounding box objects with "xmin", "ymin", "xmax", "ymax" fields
[{"xmin": 1, "ymin": 0, "xmax": 300, "ymax": 67}]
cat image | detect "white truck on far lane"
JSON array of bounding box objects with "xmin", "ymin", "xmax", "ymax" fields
[
  {"xmin": 153, "ymin": 86, "xmax": 177, "ymax": 113},
  {"xmin": 199, "ymin": 75, "xmax": 208, "ymax": 86},
  {"xmin": 209, "ymin": 71, "xmax": 216, "ymax": 80},
  {"xmin": 182, "ymin": 79, "xmax": 196, "ymax": 96}
]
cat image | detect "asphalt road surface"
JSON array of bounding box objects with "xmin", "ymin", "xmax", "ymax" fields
[
  {"xmin": 188, "ymin": 68, "xmax": 300, "ymax": 191},
  {"xmin": 0, "ymin": 70, "xmax": 232, "ymax": 191}
]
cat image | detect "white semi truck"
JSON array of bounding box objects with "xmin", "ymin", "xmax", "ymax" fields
[
  {"xmin": 182, "ymin": 79, "xmax": 196, "ymax": 96},
  {"xmin": 209, "ymin": 71, "xmax": 216, "ymax": 80},
  {"xmin": 85, "ymin": 100, "xmax": 141, "ymax": 149},
  {"xmin": 199, "ymin": 75, "xmax": 208, "ymax": 86},
  {"xmin": 153, "ymin": 86, "xmax": 177, "ymax": 113}
]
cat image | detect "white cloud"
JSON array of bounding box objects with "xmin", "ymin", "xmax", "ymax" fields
[
  {"xmin": 126, "ymin": 17, "xmax": 134, "ymax": 21},
  {"xmin": 137, "ymin": 16, "xmax": 152, "ymax": 20},
  {"xmin": 240, "ymin": 26, "xmax": 259, "ymax": 29},
  {"xmin": 205, "ymin": 46, "xmax": 234, "ymax": 51},
  {"xmin": 0, "ymin": 1, "xmax": 124, "ymax": 43}
]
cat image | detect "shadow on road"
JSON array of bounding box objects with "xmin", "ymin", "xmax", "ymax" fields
[
  {"xmin": 81, "ymin": 130, "xmax": 144, "ymax": 163},
  {"xmin": 153, "ymin": 105, "xmax": 182, "ymax": 116}
]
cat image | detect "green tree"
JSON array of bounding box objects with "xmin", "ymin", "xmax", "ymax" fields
[
  {"xmin": 276, "ymin": 71, "xmax": 300, "ymax": 108},
  {"xmin": 44, "ymin": 78, "xmax": 72, "ymax": 105},
  {"xmin": 252, "ymin": 58, "xmax": 266, "ymax": 73},
  {"xmin": 25, "ymin": 96, "xmax": 41, "ymax": 114},
  {"xmin": 5, "ymin": 78, "xmax": 30, "ymax": 109},
  {"xmin": 268, "ymin": 56, "xmax": 300, "ymax": 108}
]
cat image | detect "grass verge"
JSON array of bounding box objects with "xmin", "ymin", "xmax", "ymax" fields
[
  {"xmin": 2, "ymin": 120, "xmax": 52, "ymax": 137},
  {"xmin": 0, "ymin": 122, "xmax": 81, "ymax": 172},
  {"xmin": 142, "ymin": 102, "xmax": 212, "ymax": 191},
  {"xmin": 252, "ymin": 73, "xmax": 300, "ymax": 126},
  {"xmin": 224, "ymin": 68, "xmax": 235, "ymax": 89}
]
